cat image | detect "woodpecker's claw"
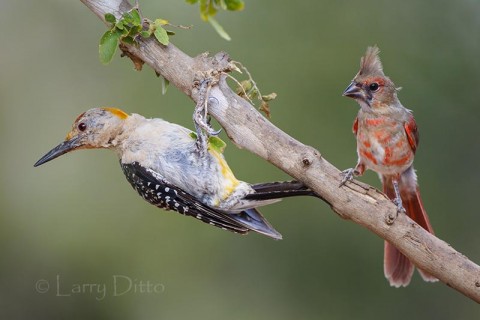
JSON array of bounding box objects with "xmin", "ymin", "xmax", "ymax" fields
[
  {"xmin": 210, "ymin": 127, "xmax": 222, "ymax": 136},
  {"xmin": 193, "ymin": 80, "xmax": 209, "ymax": 154},
  {"xmin": 207, "ymin": 97, "xmax": 222, "ymax": 136},
  {"xmin": 339, "ymin": 168, "xmax": 356, "ymax": 187},
  {"xmin": 194, "ymin": 110, "xmax": 216, "ymax": 135},
  {"xmin": 194, "ymin": 80, "xmax": 221, "ymax": 154}
]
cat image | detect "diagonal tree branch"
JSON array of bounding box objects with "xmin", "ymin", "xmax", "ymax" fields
[{"xmin": 80, "ymin": 0, "xmax": 480, "ymax": 303}]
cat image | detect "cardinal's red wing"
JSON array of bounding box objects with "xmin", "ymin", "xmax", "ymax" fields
[
  {"xmin": 353, "ymin": 117, "xmax": 359, "ymax": 136},
  {"xmin": 404, "ymin": 115, "xmax": 419, "ymax": 153}
]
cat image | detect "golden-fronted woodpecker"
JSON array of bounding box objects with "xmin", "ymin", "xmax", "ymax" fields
[{"xmin": 34, "ymin": 107, "xmax": 314, "ymax": 239}]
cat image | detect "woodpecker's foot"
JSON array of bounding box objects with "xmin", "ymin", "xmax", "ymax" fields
[
  {"xmin": 205, "ymin": 98, "xmax": 222, "ymax": 136},
  {"xmin": 193, "ymin": 80, "xmax": 218, "ymax": 132},
  {"xmin": 192, "ymin": 79, "xmax": 210, "ymax": 155},
  {"xmin": 194, "ymin": 107, "xmax": 217, "ymax": 136},
  {"xmin": 339, "ymin": 168, "xmax": 357, "ymax": 187},
  {"xmin": 193, "ymin": 80, "xmax": 222, "ymax": 156},
  {"xmin": 194, "ymin": 97, "xmax": 221, "ymax": 137},
  {"xmin": 194, "ymin": 130, "xmax": 207, "ymax": 157}
]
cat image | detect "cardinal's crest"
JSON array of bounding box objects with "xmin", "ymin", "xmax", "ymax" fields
[{"xmin": 357, "ymin": 46, "xmax": 385, "ymax": 77}]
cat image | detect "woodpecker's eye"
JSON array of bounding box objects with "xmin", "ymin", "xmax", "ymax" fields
[
  {"xmin": 369, "ymin": 83, "xmax": 379, "ymax": 91},
  {"xmin": 78, "ymin": 122, "xmax": 87, "ymax": 131}
]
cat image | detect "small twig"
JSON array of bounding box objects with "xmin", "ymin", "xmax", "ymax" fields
[
  {"xmin": 233, "ymin": 61, "xmax": 264, "ymax": 101},
  {"xmin": 226, "ymin": 73, "xmax": 254, "ymax": 105}
]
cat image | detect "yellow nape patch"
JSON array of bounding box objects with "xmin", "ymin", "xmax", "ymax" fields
[{"xmin": 102, "ymin": 107, "xmax": 129, "ymax": 119}]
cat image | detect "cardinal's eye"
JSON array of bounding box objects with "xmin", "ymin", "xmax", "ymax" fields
[
  {"xmin": 369, "ymin": 83, "xmax": 379, "ymax": 91},
  {"xmin": 78, "ymin": 122, "xmax": 87, "ymax": 131}
]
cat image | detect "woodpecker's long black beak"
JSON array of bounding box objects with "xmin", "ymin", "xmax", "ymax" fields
[
  {"xmin": 34, "ymin": 136, "xmax": 81, "ymax": 167},
  {"xmin": 343, "ymin": 81, "xmax": 363, "ymax": 99}
]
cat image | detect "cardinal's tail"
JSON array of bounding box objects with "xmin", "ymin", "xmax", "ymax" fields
[{"xmin": 381, "ymin": 168, "xmax": 437, "ymax": 287}]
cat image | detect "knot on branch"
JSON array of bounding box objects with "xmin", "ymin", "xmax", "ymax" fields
[
  {"xmin": 300, "ymin": 148, "xmax": 321, "ymax": 168},
  {"xmin": 302, "ymin": 158, "xmax": 311, "ymax": 166},
  {"xmin": 385, "ymin": 210, "xmax": 398, "ymax": 225}
]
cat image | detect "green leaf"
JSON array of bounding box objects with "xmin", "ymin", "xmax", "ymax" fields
[
  {"xmin": 99, "ymin": 30, "xmax": 120, "ymax": 64},
  {"xmin": 199, "ymin": 0, "xmax": 217, "ymax": 20},
  {"xmin": 262, "ymin": 92, "xmax": 277, "ymax": 101},
  {"xmin": 140, "ymin": 30, "xmax": 151, "ymax": 38},
  {"xmin": 105, "ymin": 13, "xmax": 116, "ymax": 24},
  {"xmin": 217, "ymin": 0, "xmax": 227, "ymax": 10},
  {"xmin": 154, "ymin": 26, "xmax": 169, "ymax": 45},
  {"xmin": 155, "ymin": 19, "xmax": 169, "ymax": 26},
  {"xmin": 224, "ymin": 0, "xmax": 244, "ymax": 11},
  {"xmin": 123, "ymin": 12, "xmax": 133, "ymax": 24},
  {"xmin": 128, "ymin": 25, "xmax": 142, "ymax": 37},
  {"xmin": 153, "ymin": 19, "xmax": 173, "ymax": 36},
  {"xmin": 115, "ymin": 20, "xmax": 124, "ymax": 30},
  {"xmin": 208, "ymin": 17, "xmax": 231, "ymax": 41},
  {"xmin": 185, "ymin": 0, "xmax": 199, "ymax": 4},
  {"xmin": 161, "ymin": 77, "xmax": 170, "ymax": 95},
  {"xmin": 199, "ymin": 0, "xmax": 208, "ymax": 20},
  {"xmin": 120, "ymin": 27, "xmax": 129, "ymax": 36},
  {"xmin": 122, "ymin": 36, "xmax": 135, "ymax": 45},
  {"xmin": 130, "ymin": 9, "xmax": 141, "ymax": 26},
  {"xmin": 235, "ymin": 80, "xmax": 253, "ymax": 95},
  {"xmin": 208, "ymin": 136, "xmax": 227, "ymax": 153},
  {"xmin": 189, "ymin": 132, "xmax": 198, "ymax": 140}
]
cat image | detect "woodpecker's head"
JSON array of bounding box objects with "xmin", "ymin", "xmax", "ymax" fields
[
  {"xmin": 343, "ymin": 46, "xmax": 398, "ymax": 110},
  {"xmin": 34, "ymin": 107, "xmax": 129, "ymax": 167}
]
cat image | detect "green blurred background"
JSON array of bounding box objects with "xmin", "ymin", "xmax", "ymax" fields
[{"xmin": 1, "ymin": 0, "xmax": 479, "ymax": 318}]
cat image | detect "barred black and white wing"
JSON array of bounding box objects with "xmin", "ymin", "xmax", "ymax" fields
[{"xmin": 121, "ymin": 162, "xmax": 282, "ymax": 239}]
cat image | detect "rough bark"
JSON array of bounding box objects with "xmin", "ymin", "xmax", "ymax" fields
[{"xmin": 80, "ymin": 0, "xmax": 480, "ymax": 303}]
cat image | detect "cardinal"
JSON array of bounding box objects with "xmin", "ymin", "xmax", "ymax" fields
[{"xmin": 340, "ymin": 46, "xmax": 437, "ymax": 287}]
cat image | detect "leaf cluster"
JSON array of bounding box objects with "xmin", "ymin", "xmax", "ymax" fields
[
  {"xmin": 235, "ymin": 79, "xmax": 277, "ymax": 118},
  {"xmin": 99, "ymin": 9, "xmax": 172, "ymax": 64},
  {"xmin": 186, "ymin": 0, "xmax": 245, "ymax": 41}
]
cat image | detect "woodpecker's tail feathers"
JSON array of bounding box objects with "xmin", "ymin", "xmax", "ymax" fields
[
  {"xmin": 247, "ymin": 181, "xmax": 317, "ymax": 201},
  {"xmin": 230, "ymin": 208, "xmax": 282, "ymax": 240},
  {"xmin": 382, "ymin": 174, "xmax": 437, "ymax": 287},
  {"xmin": 228, "ymin": 180, "xmax": 317, "ymax": 213}
]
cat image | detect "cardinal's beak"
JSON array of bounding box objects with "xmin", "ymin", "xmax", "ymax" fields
[
  {"xmin": 343, "ymin": 82, "xmax": 364, "ymax": 99},
  {"xmin": 34, "ymin": 136, "xmax": 82, "ymax": 167}
]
